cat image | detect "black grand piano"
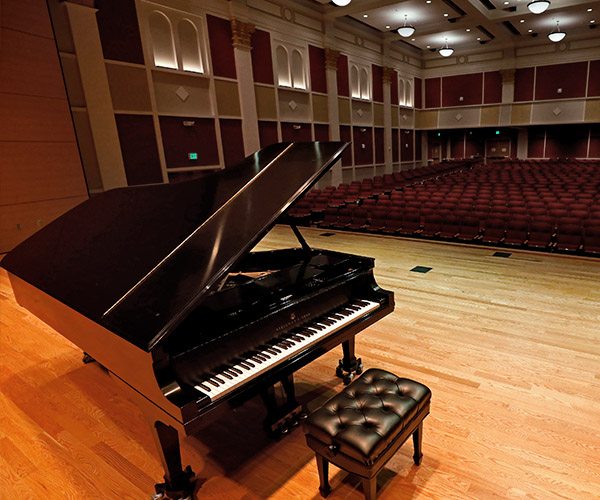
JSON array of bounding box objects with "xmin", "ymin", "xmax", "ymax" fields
[{"xmin": 1, "ymin": 142, "xmax": 394, "ymax": 499}]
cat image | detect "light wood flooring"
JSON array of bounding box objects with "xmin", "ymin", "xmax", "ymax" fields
[{"xmin": 1, "ymin": 226, "xmax": 599, "ymax": 500}]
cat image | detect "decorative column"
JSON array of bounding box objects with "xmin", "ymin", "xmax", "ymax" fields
[
  {"xmin": 231, "ymin": 19, "xmax": 260, "ymax": 156},
  {"xmin": 65, "ymin": 1, "xmax": 128, "ymax": 190},
  {"xmin": 499, "ymin": 68, "xmax": 515, "ymax": 126},
  {"xmin": 325, "ymin": 48, "xmax": 342, "ymax": 186},
  {"xmin": 382, "ymin": 66, "xmax": 394, "ymax": 173}
]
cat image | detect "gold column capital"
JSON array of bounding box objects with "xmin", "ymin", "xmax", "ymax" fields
[
  {"xmin": 231, "ymin": 18, "xmax": 255, "ymax": 50},
  {"xmin": 324, "ymin": 48, "xmax": 341, "ymax": 70},
  {"xmin": 382, "ymin": 66, "xmax": 395, "ymax": 84}
]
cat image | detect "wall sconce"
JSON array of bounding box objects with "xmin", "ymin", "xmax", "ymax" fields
[
  {"xmin": 360, "ymin": 128, "xmax": 367, "ymax": 132},
  {"xmin": 293, "ymin": 124, "xmax": 302, "ymax": 129},
  {"xmin": 183, "ymin": 121, "xmax": 195, "ymax": 127}
]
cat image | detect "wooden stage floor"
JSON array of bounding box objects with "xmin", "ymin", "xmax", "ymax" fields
[{"xmin": 1, "ymin": 226, "xmax": 599, "ymax": 500}]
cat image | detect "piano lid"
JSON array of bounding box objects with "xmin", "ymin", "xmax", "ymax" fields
[{"xmin": 2, "ymin": 142, "xmax": 349, "ymax": 351}]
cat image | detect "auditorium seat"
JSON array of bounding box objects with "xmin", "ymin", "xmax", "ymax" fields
[
  {"xmin": 527, "ymin": 221, "xmax": 555, "ymax": 249},
  {"xmin": 330, "ymin": 208, "xmax": 353, "ymax": 229},
  {"xmin": 504, "ymin": 219, "xmax": 529, "ymax": 247},
  {"xmin": 458, "ymin": 217, "xmax": 482, "ymax": 242},
  {"xmin": 481, "ymin": 218, "xmax": 506, "ymax": 245},
  {"xmin": 583, "ymin": 226, "xmax": 600, "ymax": 255},
  {"xmin": 555, "ymin": 224, "xmax": 583, "ymax": 253},
  {"xmin": 381, "ymin": 212, "xmax": 403, "ymax": 235},
  {"xmin": 317, "ymin": 207, "xmax": 339, "ymax": 229},
  {"xmin": 397, "ymin": 214, "xmax": 422, "ymax": 236},
  {"xmin": 438, "ymin": 216, "xmax": 461, "ymax": 240},
  {"xmin": 347, "ymin": 209, "xmax": 369, "ymax": 231},
  {"xmin": 420, "ymin": 215, "xmax": 443, "ymax": 238},
  {"xmin": 365, "ymin": 210, "xmax": 387, "ymax": 233}
]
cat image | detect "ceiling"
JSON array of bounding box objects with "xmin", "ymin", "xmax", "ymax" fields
[{"xmin": 308, "ymin": 0, "xmax": 600, "ymax": 55}]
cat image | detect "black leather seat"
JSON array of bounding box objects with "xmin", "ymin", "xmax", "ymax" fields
[{"xmin": 303, "ymin": 368, "xmax": 431, "ymax": 499}]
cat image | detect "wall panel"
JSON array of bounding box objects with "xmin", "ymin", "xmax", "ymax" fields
[
  {"xmin": 219, "ymin": 119, "xmax": 245, "ymax": 166},
  {"xmin": 514, "ymin": 67, "xmax": 534, "ymax": 102},
  {"xmin": 207, "ymin": 15, "xmax": 236, "ymax": 79},
  {"xmin": 309, "ymin": 45, "xmax": 327, "ymax": 94},
  {"xmin": 400, "ymin": 129, "xmax": 413, "ymax": 162},
  {"xmin": 258, "ymin": 121, "xmax": 278, "ymax": 147},
  {"xmin": 159, "ymin": 116, "xmax": 219, "ymax": 168},
  {"xmin": 535, "ymin": 62, "xmax": 587, "ymax": 101},
  {"xmin": 425, "ymin": 77, "xmax": 441, "ymax": 108},
  {"xmin": 588, "ymin": 60, "xmax": 600, "ymax": 97},
  {"xmin": 484, "ymin": 71, "xmax": 502, "ymax": 104},
  {"xmin": 372, "ymin": 64, "xmax": 383, "ymax": 103},
  {"xmin": 96, "ymin": 0, "xmax": 144, "ymax": 64},
  {"xmin": 251, "ymin": 29, "xmax": 274, "ymax": 85},
  {"xmin": 442, "ymin": 73, "xmax": 482, "ymax": 107},
  {"xmin": 414, "ymin": 77, "xmax": 422, "ymax": 109},
  {"xmin": 281, "ymin": 122, "xmax": 311, "ymax": 142},
  {"xmin": 374, "ymin": 128, "xmax": 384, "ymax": 164},
  {"xmin": 353, "ymin": 127, "xmax": 373, "ymax": 166},
  {"xmin": 337, "ymin": 54, "xmax": 349, "ymax": 97}
]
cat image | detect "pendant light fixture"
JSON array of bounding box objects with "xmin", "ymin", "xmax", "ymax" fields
[
  {"xmin": 397, "ymin": 15, "xmax": 415, "ymax": 37},
  {"xmin": 439, "ymin": 38, "xmax": 454, "ymax": 57},
  {"xmin": 527, "ymin": 0, "xmax": 550, "ymax": 14},
  {"xmin": 547, "ymin": 20, "xmax": 566, "ymax": 42},
  {"xmin": 331, "ymin": 0, "xmax": 351, "ymax": 6}
]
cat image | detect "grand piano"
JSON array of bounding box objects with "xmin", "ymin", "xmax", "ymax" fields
[{"xmin": 1, "ymin": 142, "xmax": 394, "ymax": 499}]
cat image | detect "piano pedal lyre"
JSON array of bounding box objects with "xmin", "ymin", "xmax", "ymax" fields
[
  {"xmin": 260, "ymin": 374, "xmax": 307, "ymax": 438},
  {"xmin": 336, "ymin": 336, "xmax": 364, "ymax": 385}
]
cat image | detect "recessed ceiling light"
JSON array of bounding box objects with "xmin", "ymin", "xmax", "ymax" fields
[
  {"xmin": 412, "ymin": 38, "xmax": 416, "ymax": 41},
  {"xmin": 426, "ymin": 45, "xmax": 431, "ymax": 48},
  {"xmin": 386, "ymin": 25, "xmax": 391, "ymax": 28},
  {"xmin": 587, "ymin": 8, "xmax": 592, "ymax": 12},
  {"xmin": 520, "ymin": 19, "xmax": 525, "ymax": 22},
  {"xmin": 426, "ymin": 0, "xmax": 431, "ymax": 3},
  {"xmin": 528, "ymin": 29, "xmax": 533, "ymax": 32},
  {"xmin": 504, "ymin": 1, "xmax": 509, "ymax": 4},
  {"xmin": 466, "ymin": 28, "xmax": 471, "ymax": 31},
  {"xmin": 477, "ymin": 37, "xmax": 481, "ymax": 40},
  {"xmin": 444, "ymin": 13, "xmax": 448, "ymax": 16},
  {"xmin": 592, "ymin": 20, "xmax": 596, "ymax": 23},
  {"xmin": 363, "ymin": 14, "xmax": 368, "ymax": 18}
]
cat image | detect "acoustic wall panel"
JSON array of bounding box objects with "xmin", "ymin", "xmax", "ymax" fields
[
  {"xmin": 588, "ymin": 60, "xmax": 600, "ymax": 97},
  {"xmin": 152, "ymin": 71, "xmax": 212, "ymax": 116},
  {"xmin": 372, "ymin": 64, "xmax": 383, "ymax": 103},
  {"xmin": 281, "ymin": 122, "xmax": 311, "ymax": 142},
  {"xmin": 337, "ymin": 54, "xmax": 349, "ymax": 97},
  {"xmin": 527, "ymin": 127, "xmax": 546, "ymax": 158},
  {"xmin": 484, "ymin": 71, "xmax": 502, "ymax": 104},
  {"xmin": 442, "ymin": 73, "xmax": 482, "ymax": 107},
  {"xmin": 374, "ymin": 128, "xmax": 384, "ymax": 164},
  {"xmin": 106, "ymin": 63, "xmax": 152, "ymax": 111},
  {"xmin": 115, "ymin": 114, "xmax": 163, "ymax": 186},
  {"xmin": 514, "ymin": 67, "xmax": 534, "ymax": 102},
  {"xmin": 251, "ymin": 29, "xmax": 274, "ymax": 85},
  {"xmin": 340, "ymin": 125, "xmax": 352, "ymax": 166},
  {"xmin": 314, "ymin": 124, "xmax": 329, "ymax": 142},
  {"xmin": 353, "ymin": 127, "xmax": 373, "ymax": 166},
  {"xmin": 258, "ymin": 121, "xmax": 278, "ymax": 147},
  {"xmin": 96, "ymin": 0, "xmax": 144, "ymax": 64},
  {"xmin": 255, "ymin": 86, "xmax": 277, "ymax": 120},
  {"xmin": 535, "ymin": 62, "xmax": 587, "ymax": 101},
  {"xmin": 544, "ymin": 124, "xmax": 589, "ymax": 158},
  {"xmin": 309, "ymin": 45, "xmax": 327, "ymax": 94},
  {"xmin": 219, "ymin": 119, "xmax": 245, "ymax": 166},
  {"xmin": 159, "ymin": 116, "xmax": 219, "ymax": 168},
  {"xmin": 425, "ymin": 78, "xmax": 441, "ymax": 108},
  {"xmin": 589, "ymin": 124, "xmax": 600, "ymax": 158},
  {"xmin": 312, "ymin": 94, "xmax": 329, "ymax": 123},
  {"xmin": 391, "ymin": 70, "xmax": 398, "ymax": 105},
  {"xmin": 206, "ymin": 15, "xmax": 236, "ymax": 79},
  {"xmin": 400, "ymin": 129, "xmax": 413, "ymax": 162},
  {"xmin": 214, "ymin": 80, "xmax": 241, "ymax": 117},
  {"xmin": 392, "ymin": 129, "xmax": 399, "ymax": 163}
]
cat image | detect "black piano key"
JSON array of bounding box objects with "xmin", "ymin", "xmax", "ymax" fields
[
  {"xmin": 230, "ymin": 366, "xmax": 243, "ymax": 375},
  {"xmin": 320, "ymin": 319, "xmax": 335, "ymax": 326},
  {"xmin": 224, "ymin": 368, "xmax": 238, "ymax": 377},
  {"xmin": 220, "ymin": 371, "xmax": 233, "ymax": 380},
  {"xmin": 214, "ymin": 376, "xmax": 225, "ymax": 384},
  {"xmin": 197, "ymin": 382, "xmax": 212, "ymax": 392},
  {"xmin": 330, "ymin": 313, "xmax": 344, "ymax": 320},
  {"xmin": 207, "ymin": 379, "xmax": 220, "ymax": 388}
]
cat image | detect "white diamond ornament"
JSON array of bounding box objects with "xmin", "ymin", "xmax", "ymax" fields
[{"xmin": 176, "ymin": 86, "xmax": 190, "ymax": 102}]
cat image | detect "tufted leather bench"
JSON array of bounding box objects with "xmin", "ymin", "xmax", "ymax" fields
[{"xmin": 303, "ymin": 368, "xmax": 431, "ymax": 500}]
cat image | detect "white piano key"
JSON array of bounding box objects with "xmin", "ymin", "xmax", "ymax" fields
[{"xmin": 194, "ymin": 299, "xmax": 379, "ymax": 401}]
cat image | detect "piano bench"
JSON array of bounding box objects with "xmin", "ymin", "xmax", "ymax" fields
[{"xmin": 303, "ymin": 368, "xmax": 431, "ymax": 500}]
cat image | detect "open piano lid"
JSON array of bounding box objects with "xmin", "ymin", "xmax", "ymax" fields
[{"xmin": 2, "ymin": 142, "xmax": 349, "ymax": 352}]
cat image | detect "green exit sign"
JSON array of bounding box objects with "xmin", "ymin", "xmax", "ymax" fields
[
  {"xmin": 188, "ymin": 152, "xmax": 198, "ymax": 160},
  {"xmin": 495, "ymin": 130, "xmax": 500, "ymax": 135}
]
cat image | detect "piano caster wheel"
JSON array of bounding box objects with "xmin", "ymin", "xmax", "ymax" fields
[
  {"xmin": 278, "ymin": 425, "xmax": 290, "ymax": 436},
  {"xmin": 288, "ymin": 417, "xmax": 300, "ymax": 428},
  {"xmin": 335, "ymin": 365, "xmax": 344, "ymax": 378},
  {"xmin": 82, "ymin": 352, "xmax": 95, "ymax": 364},
  {"xmin": 150, "ymin": 493, "xmax": 164, "ymax": 500},
  {"xmin": 297, "ymin": 411, "xmax": 308, "ymax": 421},
  {"xmin": 342, "ymin": 373, "xmax": 354, "ymax": 385}
]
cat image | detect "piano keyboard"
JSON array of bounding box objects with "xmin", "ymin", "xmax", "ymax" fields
[{"xmin": 193, "ymin": 299, "xmax": 380, "ymax": 402}]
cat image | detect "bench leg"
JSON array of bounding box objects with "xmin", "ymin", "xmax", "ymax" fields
[
  {"xmin": 413, "ymin": 422, "xmax": 423, "ymax": 465},
  {"xmin": 316, "ymin": 454, "xmax": 331, "ymax": 497},
  {"xmin": 362, "ymin": 476, "xmax": 377, "ymax": 500}
]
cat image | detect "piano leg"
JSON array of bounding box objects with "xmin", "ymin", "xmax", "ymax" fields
[
  {"xmin": 260, "ymin": 374, "xmax": 305, "ymax": 436},
  {"xmin": 150, "ymin": 421, "xmax": 197, "ymax": 500},
  {"xmin": 336, "ymin": 336, "xmax": 363, "ymax": 385}
]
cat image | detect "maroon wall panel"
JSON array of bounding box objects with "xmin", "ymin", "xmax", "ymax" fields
[
  {"xmin": 589, "ymin": 124, "xmax": 600, "ymax": 158},
  {"xmin": 314, "ymin": 124, "xmax": 329, "ymax": 142},
  {"xmin": 425, "ymin": 78, "xmax": 441, "ymax": 108},
  {"xmin": 442, "ymin": 73, "xmax": 482, "ymax": 107},
  {"xmin": 514, "ymin": 67, "xmax": 534, "ymax": 102},
  {"xmin": 588, "ymin": 60, "xmax": 600, "ymax": 97},
  {"xmin": 337, "ymin": 54, "xmax": 349, "ymax": 97},
  {"xmin": 281, "ymin": 122, "xmax": 311, "ymax": 142},
  {"xmin": 258, "ymin": 121, "xmax": 278, "ymax": 147},
  {"xmin": 374, "ymin": 128, "xmax": 384, "ymax": 164},
  {"xmin": 527, "ymin": 127, "xmax": 545, "ymax": 158},
  {"xmin": 535, "ymin": 62, "xmax": 587, "ymax": 100},
  {"xmin": 96, "ymin": 0, "xmax": 144, "ymax": 64},
  {"xmin": 414, "ymin": 77, "xmax": 422, "ymax": 109},
  {"xmin": 340, "ymin": 125, "xmax": 352, "ymax": 166},
  {"xmin": 353, "ymin": 127, "xmax": 373, "ymax": 166},
  {"xmin": 372, "ymin": 65, "xmax": 383, "ymax": 103},
  {"xmin": 115, "ymin": 114, "xmax": 162, "ymax": 185},
  {"xmin": 392, "ymin": 129, "xmax": 399, "ymax": 162},
  {"xmin": 309, "ymin": 45, "xmax": 327, "ymax": 93},
  {"xmin": 400, "ymin": 129, "xmax": 413, "ymax": 162},
  {"xmin": 391, "ymin": 71, "xmax": 399, "ymax": 105},
  {"xmin": 484, "ymin": 71, "xmax": 502, "ymax": 104},
  {"xmin": 450, "ymin": 131, "xmax": 465, "ymax": 158},
  {"xmin": 251, "ymin": 29, "xmax": 273, "ymax": 84},
  {"xmin": 545, "ymin": 125, "xmax": 589, "ymax": 158},
  {"xmin": 465, "ymin": 132, "xmax": 484, "ymax": 158},
  {"xmin": 415, "ymin": 131, "xmax": 422, "ymax": 162},
  {"xmin": 206, "ymin": 15, "xmax": 236, "ymax": 79},
  {"xmin": 159, "ymin": 116, "xmax": 219, "ymax": 167},
  {"xmin": 219, "ymin": 119, "xmax": 245, "ymax": 166}
]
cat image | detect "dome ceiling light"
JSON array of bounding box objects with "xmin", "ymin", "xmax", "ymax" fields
[
  {"xmin": 439, "ymin": 38, "xmax": 454, "ymax": 57},
  {"xmin": 548, "ymin": 20, "xmax": 566, "ymax": 42},
  {"xmin": 397, "ymin": 15, "xmax": 416, "ymax": 37},
  {"xmin": 331, "ymin": 0, "xmax": 352, "ymax": 6},
  {"xmin": 527, "ymin": 0, "xmax": 550, "ymax": 14}
]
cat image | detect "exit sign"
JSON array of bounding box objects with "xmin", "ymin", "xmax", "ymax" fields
[{"xmin": 188, "ymin": 152, "xmax": 198, "ymax": 160}]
